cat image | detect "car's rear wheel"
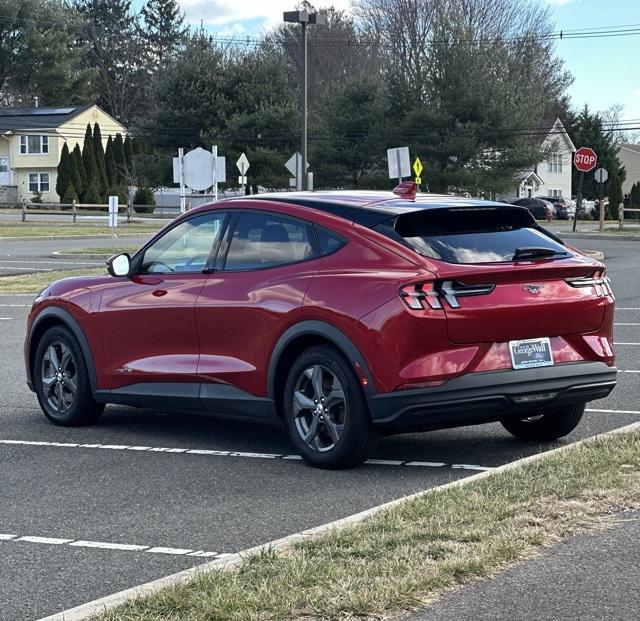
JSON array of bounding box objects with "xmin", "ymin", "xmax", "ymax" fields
[
  {"xmin": 283, "ymin": 345, "xmax": 378, "ymax": 469},
  {"xmin": 34, "ymin": 326, "xmax": 105, "ymax": 426},
  {"xmin": 501, "ymin": 403, "xmax": 585, "ymax": 441}
]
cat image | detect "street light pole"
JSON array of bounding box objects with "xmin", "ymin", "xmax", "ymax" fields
[
  {"xmin": 300, "ymin": 19, "xmax": 307, "ymax": 190},
  {"xmin": 284, "ymin": 10, "xmax": 326, "ymax": 191}
]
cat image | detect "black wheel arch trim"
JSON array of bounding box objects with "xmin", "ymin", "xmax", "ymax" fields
[
  {"xmin": 29, "ymin": 307, "xmax": 98, "ymax": 393},
  {"xmin": 267, "ymin": 320, "xmax": 377, "ymax": 402}
]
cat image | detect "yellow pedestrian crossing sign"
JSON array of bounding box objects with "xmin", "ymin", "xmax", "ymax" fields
[{"xmin": 413, "ymin": 157, "xmax": 423, "ymax": 184}]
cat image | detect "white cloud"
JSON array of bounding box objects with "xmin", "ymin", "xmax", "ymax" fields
[{"xmin": 180, "ymin": 0, "xmax": 352, "ymax": 31}]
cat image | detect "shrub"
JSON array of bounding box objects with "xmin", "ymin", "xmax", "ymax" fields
[{"xmin": 133, "ymin": 187, "xmax": 155, "ymax": 213}]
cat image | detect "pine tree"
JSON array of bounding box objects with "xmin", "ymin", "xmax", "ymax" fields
[
  {"xmin": 62, "ymin": 184, "xmax": 79, "ymax": 204},
  {"xmin": 607, "ymin": 172, "xmax": 623, "ymax": 220},
  {"xmin": 72, "ymin": 145, "xmax": 86, "ymax": 198},
  {"xmin": 105, "ymin": 136, "xmax": 116, "ymax": 186},
  {"xmin": 82, "ymin": 124, "xmax": 100, "ymax": 203},
  {"xmin": 124, "ymin": 134, "xmax": 134, "ymax": 171},
  {"xmin": 140, "ymin": 0, "xmax": 187, "ymax": 67},
  {"xmin": 113, "ymin": 133, "xmax": 127, "ymax": 183},
  {"xmin": 93, "ymin": 123, "xmax": 109, "ymax": 198},
  {"xmin": 68, "ymin": 148, "xmax": 83, "ymax": 198},
  {"xmin": 56, "ymin": 143, "xmax": 71, "ymax": 198}
]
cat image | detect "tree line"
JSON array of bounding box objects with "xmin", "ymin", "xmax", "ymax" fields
[{"xmin": 1, "ymin": 0, "xmax": 633, "ymax": 199}]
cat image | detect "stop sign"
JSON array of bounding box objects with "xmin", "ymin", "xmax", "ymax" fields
[{"xmin": 574, "ymin": 147, "xmax": 597, "ymax": 173}]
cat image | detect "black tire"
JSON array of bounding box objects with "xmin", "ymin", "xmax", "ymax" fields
[
  {"xmin": 283, "ymin": 345, "xmax": 378, "ymax": 469},
  {"xmin": 33, "ymin": 326, "xmax": 105, "ymax": 426},
  {"xmin": 501, "ymin": 403, "xmax": 585, "ymax": 441}
]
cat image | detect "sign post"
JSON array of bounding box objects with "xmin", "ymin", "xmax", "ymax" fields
[
  {"xmin": 285, "ymin": 152, "xmax": 304, "ymax": 191},
  {"xmin": 108, "ymin": 195, "xmax": 118, "ymax": 236},
  {"xmin": 236, "ymin": 153, "xmax": 250, "ymax": 194},
  {"xmin": 387, "ymin": 147, "xmax": 411, "ymax": 185},
  {"xmin": 413, "ymin": 157, "xmax": 423, "ymax": 188},
  {"xmin": 594, "ymin": 167, "xmax": 608, "ymax": 232},
  {"xmin": 572, "ymin": 146, "xmax": 598, "ymax": 232},
  {"xmin": 178, "ymin": 148, "xmax": 185, "ymax": 213}
]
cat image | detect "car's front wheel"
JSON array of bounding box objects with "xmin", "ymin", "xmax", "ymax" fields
[
  {"xmin": 34, "ymin": 326, "xmax": 105, "ymax": 426},
  {"xmin": 283, "ymin": 345, "xmax": 378, "ymax": 469},
  {"xmin": 501, "ymin": 403, "xmax": 585, "ymax": 441}
]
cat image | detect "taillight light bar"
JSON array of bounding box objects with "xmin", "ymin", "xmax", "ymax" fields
[
  {"xmin": 400, "ymin": 280, "xmax": 495, "ymax": 311},
  {"xmin": 565, "ymin": 272, "xmax": 613, "ymax": 297}
]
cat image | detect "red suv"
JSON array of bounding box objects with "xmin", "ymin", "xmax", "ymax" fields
[{"xmin": 25, "ymin": 187, "xmax": 617, "ymax": 468}]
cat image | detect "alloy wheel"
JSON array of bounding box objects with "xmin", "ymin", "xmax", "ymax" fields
[
  {"xmin": 41, "ymin": 341, "xmax": 77, "ymax": 413},
  {"xmin": 292, "ymin": 364, "xmax": 346, "ymax": 452}
]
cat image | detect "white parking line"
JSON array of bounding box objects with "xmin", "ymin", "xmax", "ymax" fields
[
  {"xmin": 586, "ymin": 408, "xmax": 640, "ymax": 415},
  {"xmin": 0, "ymin": 318, "xmax": 11, "ymax": 321},
  {"xmin": 0, "ymin": 532, "xmax": 226, "ymax": 558},
  {"xmin": 614, "ymin": 323, "xmax": 640, "ymax": 326},
  {"xmin": 619, "ymin": 370, "xmax": 640, "ymax": 374},
  {"xmin": 615, "ymin": 343, "xmax": 640, "ymax": 345},
  {"xmin": 0, "ymin": 304, "xmax": 29, "ymax": 307},
  {"xmin": 0, "ymin": 438, "xmax": 493, "ymax": 471},
  {"xmin": 617, "ymin": 308, "xmax": 640, "ymax": 310}
]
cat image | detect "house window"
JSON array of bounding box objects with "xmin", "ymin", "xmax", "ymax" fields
[
  {"xmin": 0, "ymin": 157, "xmax": 8, "ymax": 173},
  {"xmin": 28, "ymin": 172, "xmax": 50, "ymax": 193},
  {"xmin": 547, "ymin": 153, "xmax": 563, "ymax": 174},
  {"xmin": 549, "ymin": 189, "xmax": 562, "ymax": 198},
  {"xmin": 20, "ymin": 135, "xmax": 49, "ymax": 155}
]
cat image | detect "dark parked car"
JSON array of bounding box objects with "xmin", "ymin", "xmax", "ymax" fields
[
  {"xmin": 511, "ymin": 197, "xmax": 556, "ymax": 221},
  {"xmin": 537, "ymin": 196, "xmax": 575, "ymax": 220},
  {"xmin": 25, "ymin": 185, "xmax": 617, "ymax": 469}
]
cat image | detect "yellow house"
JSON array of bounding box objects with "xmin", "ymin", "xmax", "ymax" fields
[{"xmin": 0, "ymin": 104, "xmax": 127, "ymax": 204}]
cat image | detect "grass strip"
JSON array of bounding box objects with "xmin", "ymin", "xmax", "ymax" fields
[
  {"xmin": 0, "ymin": 222, "xmax": 161, "ymax": 238},
  {"xmin": 95, "ymin": 428, "xmax": 640, "ymax": 621},
  {"xmin": 60, "ymin": 247, "xmax": 139, "ymax": 255},
  {"xmin": 0, "ymin": 267, "xmax": 105, "ymax": 294}
]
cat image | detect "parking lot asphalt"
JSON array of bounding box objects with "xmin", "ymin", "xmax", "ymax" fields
[
  {"xmin": 0, "ymin": 237, "xmax": 638, "ymax": 620},
  {"xmin": 0, "ymin": 235, "xmax": 151, "ymax": 276}
]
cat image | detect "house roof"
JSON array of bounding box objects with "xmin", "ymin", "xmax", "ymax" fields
[
  {"xmin": 534, "ymin": 117, "xmax": 576, "ymax": 152},
  {"xmin": 0, "ymin": 105, "xmax": 94, "ymax": 132}
]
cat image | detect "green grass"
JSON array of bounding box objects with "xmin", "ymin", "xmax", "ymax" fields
[
  {"xmin": 62, "ymin": 246, "xmax": 139, "ymax": 255},
  {"xmin": 94, "ymin": 428, "xmax": 640, "ymax": 621},
  {"xmin": 0, "ymin": 221, "xmax": 162, "ymax": 238},
  {"xmin": 0, "ymin": 267, "xmax": 105, "ymax": 293}
]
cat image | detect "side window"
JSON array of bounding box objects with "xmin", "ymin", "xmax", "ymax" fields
[
  {"xmin": 139, "ymin": 212, "xmax": 226, "ymax": 274},
  {"xmin": 315, "ymin": 227, "xmax": 346, "ymax": 256},
  {"xmin": 224, "ymin": 212, "xmax": 315, "ymax": 271}
]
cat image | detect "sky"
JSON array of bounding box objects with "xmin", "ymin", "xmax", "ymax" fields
[{"xmin": 171, "ymin": 0, "xmax": 640, "ymax": 121}]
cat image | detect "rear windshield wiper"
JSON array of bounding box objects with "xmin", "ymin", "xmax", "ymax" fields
[{"xmin": 512, "ymin": 247, "xmax": 568, "ymax": 261}]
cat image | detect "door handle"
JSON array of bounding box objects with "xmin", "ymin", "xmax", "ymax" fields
[{"xmin": 152, "ymin": 289, "xmax": 168, "ymax": 297}]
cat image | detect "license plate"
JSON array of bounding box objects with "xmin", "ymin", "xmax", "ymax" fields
[{"xmin": 509, "ymin": 337, "xmax": 554, "ymax": 370}]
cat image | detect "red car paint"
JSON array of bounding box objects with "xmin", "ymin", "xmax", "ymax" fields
[{"xmin": 25, "ymin": 191, "xmax": 616, "ymax": 427}]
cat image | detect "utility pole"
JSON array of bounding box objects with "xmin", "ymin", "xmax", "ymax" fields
[{"xmin": 283, "ymin": 10, "xmax": 326, "ymax": 191}]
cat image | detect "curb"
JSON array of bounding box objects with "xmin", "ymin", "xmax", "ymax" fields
[
  {"xmin": 52, "ymin": 252, "xmax": 118, "ymax": 260},
  {"xmin": 584, "ymin": 250, "xmax": 605, "ymax": 261},
  {"xmin": 558, "ymin": 233, "xmax": 640, "ymax": 242},
  {"xmin": 36, "ymin": 420, "xmax": 640, "ymax": 621},
  {"xmin": 0, "ymin": 234, "xmax": 152, "ymax": 242}
]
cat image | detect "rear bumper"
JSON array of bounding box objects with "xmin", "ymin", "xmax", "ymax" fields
[{"xmin": 368, "ymin": 362, "xmax": 616, "ymax": 431}]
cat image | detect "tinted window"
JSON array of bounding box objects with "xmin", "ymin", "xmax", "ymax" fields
[
  {"xmin": 375, "ymin": 207, "xmax": 568, "ymax": 264},
  {"xmin": 139, "ymin": 212, "xmax": 226, "ymax": 273},
  {"xmin": 315, "ymin": 227, "xmax": 345, "ymax": 256},
  {"xmin": 224, "ymin": 212, "xmax": 315, "ymax": 270}
]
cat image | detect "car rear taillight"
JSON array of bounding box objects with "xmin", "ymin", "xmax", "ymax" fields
[
  {"xmin": 400, "ymin": 281, "xmax": 495, "ymax": 310},
  {"xmin": 565, "ymin": 271, "xmax": 613, "ymax": 297}
]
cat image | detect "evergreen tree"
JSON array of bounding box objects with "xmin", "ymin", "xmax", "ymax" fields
[
  {"xmin": 68, "ymin": 147, "xmax": 83, "ymax": 198},
  {"xmin": 124, "ymin": 134, "xmax": 134, "ymax": 171},
  {"xmin": 82, "ymin": 123, "xmax": 100, "ymax": 202},
  {"xmin": 62, "ymin": 184, "xmax": 78, "ymax": 204},
  {"xmin": 72, "ymin": 144, "xmax": 86, "ymax": 197},
  {"xmin": 113, "ymin": 133, "xmax": 127, "ymax": 182},
  {"xmin": 56, "ymin": 143, "xmax": 71, "ymax": 198},
  {"xmin": 140, "ymin": 0, "xmax": 187, "ymax": 68},
  {"xmin": 631, "ymin": 182, "xmax": 640, "ymax": 208},
  {"xmin": 105, "ymin": 135, "xmax": 116, "ymax": 186},
  {"xmin": 83, "ymin": 177, "xmax": 102, "ymax": 204},
  {"xmin": 607, "ymin": 172, "xmax": 623, "ymax": 220},
  {"xmin": 93, "ymin": 122, "xmax": 109, "ymax": 198}
]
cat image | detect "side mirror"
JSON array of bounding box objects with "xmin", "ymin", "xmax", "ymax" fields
[{"xmin": 106, "ymin": 253, "xmax": 131, "ymax": 277}]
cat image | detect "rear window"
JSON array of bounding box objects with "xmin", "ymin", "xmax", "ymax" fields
[{"xmin": 374, "ymin": 207, "xmax": 568, "ymax": 264}]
